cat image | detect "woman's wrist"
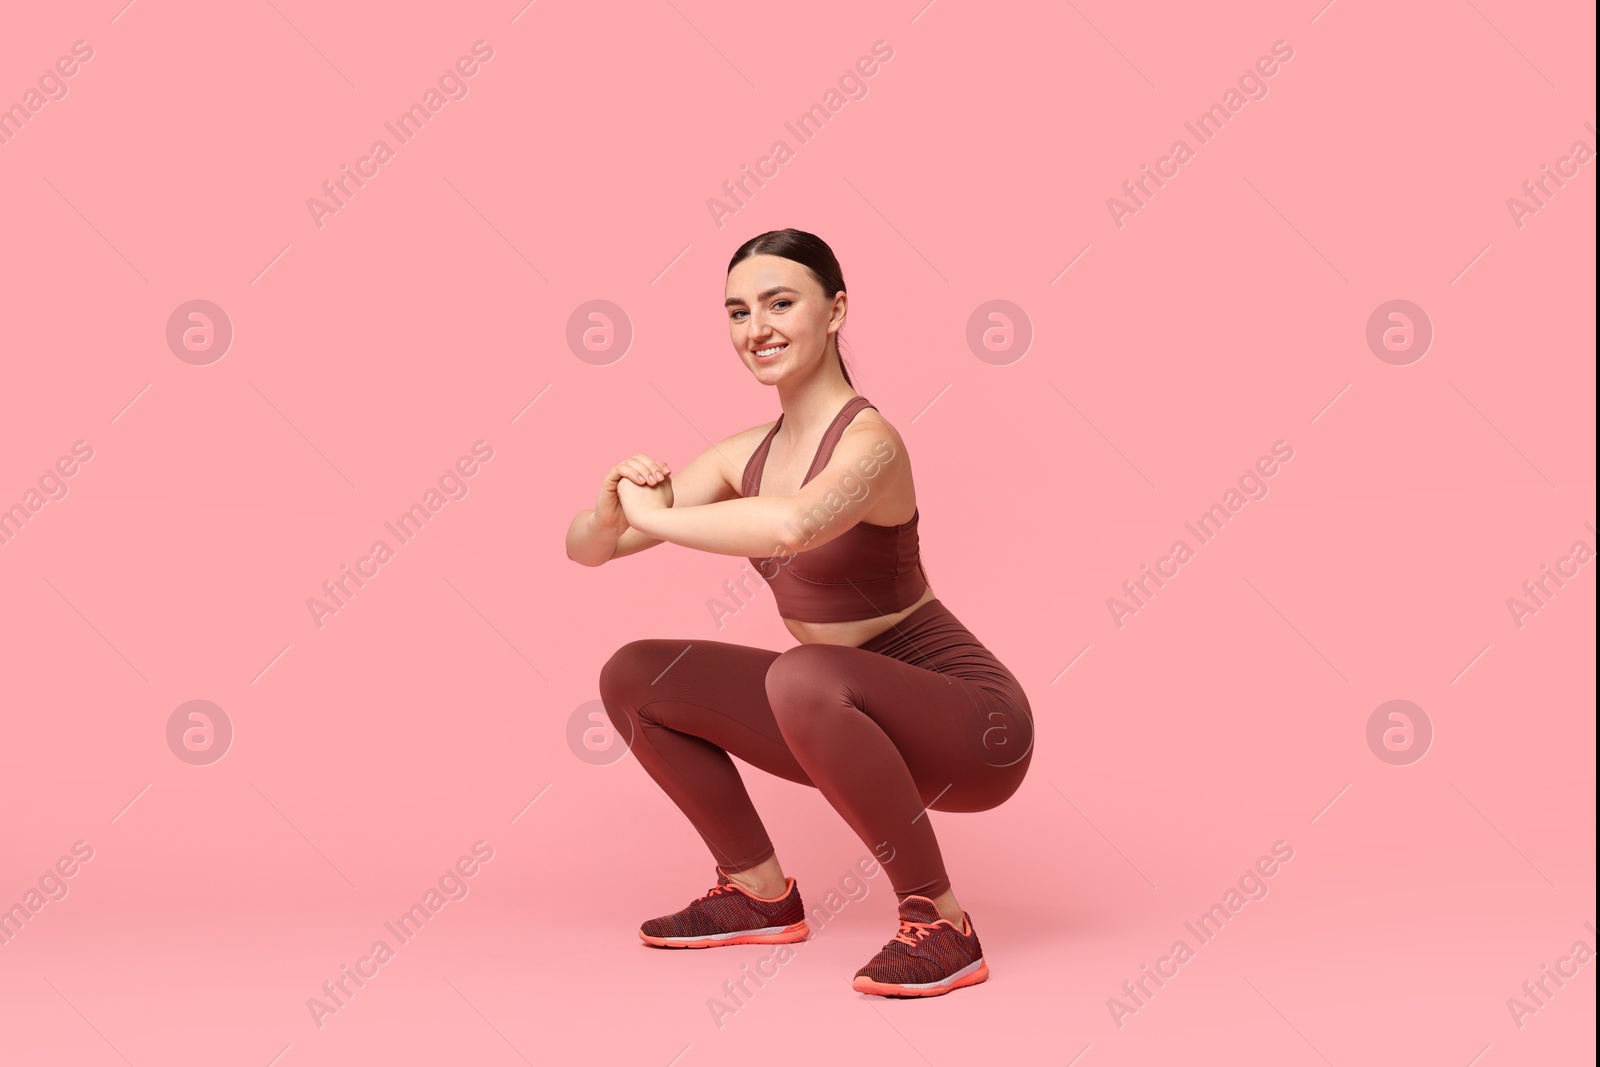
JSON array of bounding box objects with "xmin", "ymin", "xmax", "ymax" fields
[
  {"xmin": 616, "ymin": 480, "xmax": 668, "ymax": 534},
  {"xmin": 622, "ymin": 503, "xmax": 665, "ymax": 539}
]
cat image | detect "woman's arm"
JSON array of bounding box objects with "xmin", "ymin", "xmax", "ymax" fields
[
  {"xmin": 620, "ymin": 482, "xmax": 798, "ymax": 557},
  {"xmin": 621, "ymin": 417, "xmax": 908, "ymax": 558},
  {"xmin": 566, "ymin": 439, "xmax": 739, "ymax": 566},
  {"xmin": 565, "ymin": 508, "xmax": 653, "ymax": 567}
]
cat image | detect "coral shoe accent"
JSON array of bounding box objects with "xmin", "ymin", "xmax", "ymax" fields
[
  {"xmin": 852, "ymin": 895, "xmax": 989, "ymax": 997},
  {"xmin": 638, "ymin": 866, "xmax": 810, "ymax": 949}
]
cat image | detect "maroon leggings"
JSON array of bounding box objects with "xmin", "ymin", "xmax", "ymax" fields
[{"xmin": 597, "ymin": 599, "xmax": 1034, "ymax": 900}]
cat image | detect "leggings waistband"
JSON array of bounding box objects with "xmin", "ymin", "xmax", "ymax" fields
[{"xmin": 855, "ymin": 600, "xmax": 1027, "ymax": 702}]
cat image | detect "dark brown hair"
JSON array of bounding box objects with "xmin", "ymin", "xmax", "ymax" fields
[{"xmin": 728, "ymin": 229, "xmax": 853, "ymax": 387}]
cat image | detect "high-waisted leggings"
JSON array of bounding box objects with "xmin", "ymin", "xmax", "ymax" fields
[{"xmin": 597, "ymin": 599, "xmax": 1034, "ymax": 900}]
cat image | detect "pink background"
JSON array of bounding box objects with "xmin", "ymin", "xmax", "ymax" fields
[{"xmin": 1, "ymin": 1, "xmax": 1594, "ymax": 1064}]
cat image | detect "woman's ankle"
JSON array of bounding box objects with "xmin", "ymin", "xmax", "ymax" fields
[
  {"xmin": 729, "ymin": 876, "xmax": 790, "ymax": 899},
  {"xmin": 721, "ymin": 858, "xmax": 789, "ymax": 900},
  {"xmin": 928, "ymin": 889, "xmax": 964, "ymax": 927}
]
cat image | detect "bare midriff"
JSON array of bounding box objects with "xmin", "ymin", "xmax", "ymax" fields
[{"xmin": 781, "ymin": 581, "xmax": 937, "ymax": 647}]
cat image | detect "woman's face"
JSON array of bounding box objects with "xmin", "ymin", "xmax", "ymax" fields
[{"xmin": 725, "ymin": 254, "xmax": 845, "ymax": 383}]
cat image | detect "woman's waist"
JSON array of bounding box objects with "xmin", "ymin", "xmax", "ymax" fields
[{"xmin": 856, "ymin": 600, "xmax": 1027, "ymax": 696}]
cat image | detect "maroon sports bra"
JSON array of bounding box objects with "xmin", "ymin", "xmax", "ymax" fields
[{"xmin": 739, "ymin": 395, "xmax": 928, "ymax": 623}]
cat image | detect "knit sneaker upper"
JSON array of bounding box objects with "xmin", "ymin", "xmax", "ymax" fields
[
  {"xmin": 854, "ymin": 896, "xmax": 984, "ymax": 986},
  {"xmin": 640, "ymin": 867, "xmax": 806, "ymax": 939}
]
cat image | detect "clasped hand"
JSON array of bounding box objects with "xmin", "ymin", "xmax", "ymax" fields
[{"xmin": 617, "ymin": 474, "xmax": 673, "ymax": 528}]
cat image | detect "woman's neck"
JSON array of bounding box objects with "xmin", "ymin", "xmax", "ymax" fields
[{"xmin": 774, "ymin": 358, "xmax": 856, "ymax": 438}]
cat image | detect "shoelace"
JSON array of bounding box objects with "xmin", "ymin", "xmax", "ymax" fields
[
  {"xmin": 891, "ymin": 918, "xmax": 944, "ymax": 948},
  {"xmin": 697, "ymin": 882, "xmax": 742, "ymax": 904}
]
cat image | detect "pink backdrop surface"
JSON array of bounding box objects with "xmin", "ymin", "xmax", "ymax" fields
[{"xmin": 1, "ymin": 1, "xmax": 1594, "ymax": 1064}]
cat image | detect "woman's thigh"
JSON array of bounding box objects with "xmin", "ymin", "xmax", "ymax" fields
[
  {"xmin": 765, "ymin": 643, "xmax": 1033, "ymax": 812},
  {"xmin": 599, "ymin": 637, "xmax": 814, "ymax": 787}
]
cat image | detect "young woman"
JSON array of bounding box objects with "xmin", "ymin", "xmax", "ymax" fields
[{"xmin": 565, "ymin": 229, "xmax": 1034, "ymax": 998}]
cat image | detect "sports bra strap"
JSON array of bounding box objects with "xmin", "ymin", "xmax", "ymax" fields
[
  {"xmin": 803, "ymin": 396, "xmax": 876, "ymax": 484},
  {"xmin": 742, "ymin": 395, "xmax": 876, "ymax": 497},
  {"xmin": 741, "ymin": 419, "xmax": 784, "ymax": 498}
]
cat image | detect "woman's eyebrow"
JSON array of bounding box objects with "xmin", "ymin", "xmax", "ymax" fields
[{"xmin": 725, "ymin": 286, "xmax": 801, "ymax": 308}]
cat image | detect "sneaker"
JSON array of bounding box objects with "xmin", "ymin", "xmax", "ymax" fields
[
  {"xmin": 851, "ymin": 895, "xmax": 989, "ymax": 997},
  {"xmin": 638, "ymin": 865, "xmax": 810, "ymax": 949}
]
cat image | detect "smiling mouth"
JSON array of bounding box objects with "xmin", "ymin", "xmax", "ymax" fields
[{"xmin": 753, "ymin": 343, "xmax": 788, "ymax": 363}]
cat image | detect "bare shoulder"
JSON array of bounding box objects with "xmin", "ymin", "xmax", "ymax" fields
[
  {"xmin": 822, "ymin": 403, "xmax": 916, "ymax": 525},
  {"xmin": 840, "ymin": 403, "xmax": 910, "ymax": 463},
  {"xmin": 732, "ymin": 416, "xmax": 780, "ymax": 448},
  {"xmin": 694, "ymin": 417, "xmax": 781, "ymax": 500},
  {"xmin": 730, "ymin": 417, "xmax": 780, "ymax": 469}
]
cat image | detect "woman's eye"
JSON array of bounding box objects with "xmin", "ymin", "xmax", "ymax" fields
[{"xmin": 772, "ymin": 300, "xmax": 791, "ymax": 311}]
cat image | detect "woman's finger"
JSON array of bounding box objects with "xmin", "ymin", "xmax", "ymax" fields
[
  {"xmin": 621, "ymin": 456, "xmax": 670, "ymax": 484},
  {"xmin": 634, "ymin": 455, "xmax": 669, "ymax": 482}
]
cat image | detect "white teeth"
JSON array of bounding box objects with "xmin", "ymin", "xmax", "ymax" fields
[{"xmin": 755, "ymin": 344, "xmax": 786, "ymax": 357}]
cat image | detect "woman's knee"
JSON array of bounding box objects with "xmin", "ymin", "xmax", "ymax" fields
[
  {"xmin": 765, "ymin": 645, "xmax": 846, "ymax": 704},
  {"xmin": 766, "ymin": 645, "xmax": 855, "ymax": 740},
  {"xmin": 598, "ymin": 639, "xmax": 668, "ymax": 707}
]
